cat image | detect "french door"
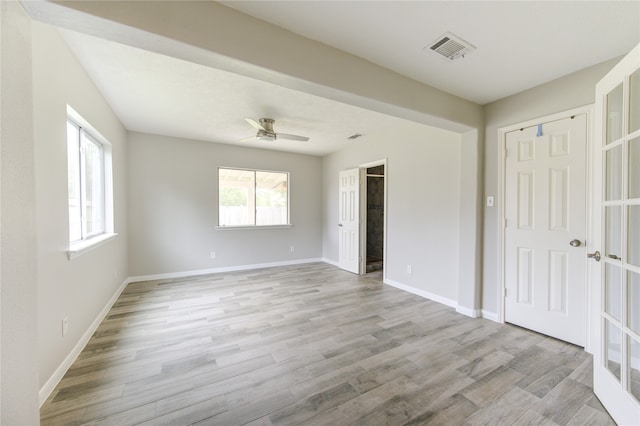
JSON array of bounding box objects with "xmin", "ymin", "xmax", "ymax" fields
[{"xmin": 592, "ymin": 44, "xmax": 640, "ymax": 424}]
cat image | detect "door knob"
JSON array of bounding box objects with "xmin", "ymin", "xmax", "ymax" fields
[
  {"xmin": 569, "ymin": 239, "xmax": 582, "ymax": 247},
  {"xmin": 338, "ymin": 224, "xmax": 343, "ymax": 227},
  {"xmin": 587, "ymin": 251, "xmax": 601, "ymax": 262}
]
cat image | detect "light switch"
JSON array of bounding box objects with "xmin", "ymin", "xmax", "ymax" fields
[{"xmin": 487, "ymin": 196, "xmax": 494, "ymax": 207}]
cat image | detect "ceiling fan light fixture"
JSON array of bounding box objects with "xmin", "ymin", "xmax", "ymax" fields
[
  {"xmin": 256, "ymin": 129, "xmax": 276, "ymax": 141},
  {"xmin": 242, "ymin": 117, "xmax": 309, "ymax": 143}
]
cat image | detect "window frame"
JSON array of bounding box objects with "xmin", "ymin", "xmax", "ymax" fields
[
  {"xmin": 217, "ymin": 167, "xmax": 291, "ymax": 229},
  {"xmin": 66, "ymin": 106, "xmax": 116, "ymax": 259},
  {"xmin": 68, "ymin": 119, "xmax": 106, "ymax": 241}
]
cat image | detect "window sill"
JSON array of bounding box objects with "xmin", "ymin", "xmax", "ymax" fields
[
  {"xmin": 67, "ymin": 233, "xmax": 118, "ymax": 260},
  {"xmin": 215, "ymin": 225, "xmax": 292, "ymax": 231}
]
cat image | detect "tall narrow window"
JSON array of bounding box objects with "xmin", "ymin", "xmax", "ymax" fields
[
  {"xmin": 218, "ymin": 168, "xmax": 289, "ymax": 227},
  {"xmin": 67, "ymin": 119, "xmax": 106, "ymax": 243}
]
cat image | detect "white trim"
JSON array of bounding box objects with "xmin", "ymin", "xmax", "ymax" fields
[
  {"xmin": 456, "ymin": 306, "xmax": 482, "ymax": 318},
  {"xmin": 66, "ymin": 105, "xmax": 110, "ymax": 147},
  {"xmin": 359, "ymin": 167, "xmax": 366, "ymax": 275},
  {"xmin": 67, "ymin": 233, "xmax": 117, "ymax": 260},
  {"xmin": 215, "ymin": 225, "xmax": 292, "ymax": 231},
  {"xmin": 322, "ymin": 257, "xmax": 339, "ymax": 267},
  {"xmin": 128, "ymin": 258, "xmax": 324, "ymax": 283},
  {"xmin": 384, "ymin": 278, "xmax": 458, "ymax": 310},
  {"xmin": 39, "ymin": 276, "xmax": 130, "ymax": 406},
  {"xmin": 481, "ymin": 310, "xmax": 500, "ymax": 323},
  {"xmin": 496, "ymin": 105, "xmax": 593, "ymax": 335},
  {"xmin": 359, "ymin": 159, "xmax": 388, "ymax": 169}
]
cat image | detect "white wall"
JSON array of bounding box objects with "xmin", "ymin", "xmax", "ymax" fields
[
  {"xmin": 127, "ymin": 132, "xmax": 323, "ymax": 278},
  {"xmin": 0, "ymin": 2, "xmax": 39, "ymax": 423},
  {"xmin": 322, "ymin": 118, "xmax": 461, "ymax": 304},
  {"xmin": 32, "ymin": 21, "xmax": 129, "ymax": 395},
  {"xmin": 481, "ymin": 58, "xmax": 620, "ymax": 315}
]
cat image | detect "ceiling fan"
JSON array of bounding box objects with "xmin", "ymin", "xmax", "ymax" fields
[{"xmin": 241, "ymin": 118, "xmax": 309, "ymax": 142}]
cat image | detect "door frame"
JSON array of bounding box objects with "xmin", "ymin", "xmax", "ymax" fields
[
  {"xmin": 496, "ymin": 105, "xmax": 594, "ymax": 352},
  {"xmin": 359, "ymin": 158, "xmax": 387, "ymax": 281}
]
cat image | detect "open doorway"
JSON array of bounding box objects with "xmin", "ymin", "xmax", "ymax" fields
[{"xmin": 365, "ymin": 165, "xmax": 384, "ymax": 273}]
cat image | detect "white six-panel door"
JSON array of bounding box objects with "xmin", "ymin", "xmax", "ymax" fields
[
  {"xmin": 592, "ymin": 44, "xmax": 640, "ymax": 425},
  {"xmin": 338, "ymin": 168, "xmax": 360, "ymax": 274},
  {"xmin": 505, "ymin": 114, "xmax": 587, "ymax": 346}
]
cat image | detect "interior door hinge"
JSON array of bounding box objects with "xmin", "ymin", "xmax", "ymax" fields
[
  {"xmin": 503, "ymin": 287, "xmax": 507, "ymax": 298},
  {"xmin": 504, "ymin": 218, "xmax": 508, "ymax": 228}
]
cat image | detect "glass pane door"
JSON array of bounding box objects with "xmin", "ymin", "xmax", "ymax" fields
[{"xmin": 594, "ymin": 46, "xmax": 640, "ymax": 424}]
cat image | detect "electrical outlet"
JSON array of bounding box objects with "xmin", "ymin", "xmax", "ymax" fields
[
  {"xmin": 62, "ymin": 317, "xmax": 69, "ymax": 337},
  {"xmin": 290, "ymin": 246, "xmax": 295, "ymax": 253},
  {"xmin": 210, "ymin": 251, "xmax": 216, "ymax": 259},
  {"xmin": 407, "ymin": 265, "xmax": 412, "ymax": 275}
]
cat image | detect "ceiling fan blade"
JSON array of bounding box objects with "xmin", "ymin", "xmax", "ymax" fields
[
  {"xmin": 277, "ymin": 133, "xmax": 310, "ymax": 142},
  {"xmin": 245, "ymin": 118, "xmax": 265, "ymax": 131}
]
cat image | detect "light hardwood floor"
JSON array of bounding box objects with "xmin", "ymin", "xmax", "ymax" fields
[{"xmin": 41, "ymin": 262, "xmax": 615, "ymax": 425}]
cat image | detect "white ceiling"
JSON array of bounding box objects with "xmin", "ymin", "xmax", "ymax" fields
[
  {"xmin": 222, "ymin": 1, "xmax": 640, "ymax": 105},
  {"xmin": 61, "ymin": 29, "xmax": 414, "ymax": 156},
  {"xmin": 57, "ymin": 1, "xmax": 639, "ymax": 156}
]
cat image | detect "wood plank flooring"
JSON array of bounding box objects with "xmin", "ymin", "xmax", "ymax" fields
[{"xmin": 41, "ymin": 263, "xmax": 615, "ymax": 425}]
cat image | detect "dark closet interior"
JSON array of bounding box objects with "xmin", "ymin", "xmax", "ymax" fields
[{"xmin": 366, "ymin": 165, "xmax": 384, "ymax": 273}]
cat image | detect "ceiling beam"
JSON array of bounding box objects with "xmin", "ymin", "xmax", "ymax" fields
[{"xmin": 21, "ymin": 0, "xmax": 483, "ymax": 133}]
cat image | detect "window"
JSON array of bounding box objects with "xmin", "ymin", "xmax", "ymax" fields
[
  {"xmin": 218, "ymin": 168, "xmax": 289, "ymax": 227},
  {"xmin": 67, "ymin": 119, "xmax": 105, "ymax": 242},
  {"xmin": 66, "ymin": 106, "xmax": 117, "ymax": 259}
]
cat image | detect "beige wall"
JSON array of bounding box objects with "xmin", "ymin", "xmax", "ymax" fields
[
  {"xmin": 25, "ymin": 0, "xmax": 485, "ymax": 318},
  {"xmin": 0, "ymin": 1, "xmax": 39, "ymax": 423},
  {"xmin": 32, "ymin": 21, "xmax": 129, "ymax": 396},
  {"xmin": 127, "ymin": 132, "xmax": 323, "ymax": 278},
  {"xmin": 481, "ymin": 58, "xmax": 620, "ymax": 315},
  {"xmin": 322, "ymin": 118, "xmax": 463, "ymax": 304},
  {"xmin": 458, "ymin": 129, "xmax": 484, "ymax": 315}
]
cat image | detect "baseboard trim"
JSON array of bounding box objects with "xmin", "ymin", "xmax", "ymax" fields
[
  {"xmin": 384, "ymin": 279, "xmax": 458, "ymax": 310},
  {"xmin": 321, "ymin": 257, "xmax": 339, "ymax": 267},
  {"xmin": 481, "ymin": 310, "xmax": 500, "ymax": 323},
  {"xmin": 39, "ymin": 277, "xmax": 131, "ymax": 407},
  {"xmin": 128, "ymin": 258, "xmax": 325, "ymax": 283},
  {"xmin": 456, "ymin": 306, "xmax": 482, "ymax": 318}
]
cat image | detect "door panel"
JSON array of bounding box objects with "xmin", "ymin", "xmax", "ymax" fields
[
  {"xmin": 505, "ymin": 114, "xmax": 587, "ymax": 346},
  {"xmin": 338, "ymin": 168, "xmax": 359, "ymax": 274},
  {"xmin": 592, "ymin": 43, "xmax": 640, "ymax": 425}
]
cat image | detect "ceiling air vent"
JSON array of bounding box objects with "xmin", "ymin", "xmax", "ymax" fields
[{"xmin": 427, "ymin": 32, "xmax": 476, "ymax": 61}]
